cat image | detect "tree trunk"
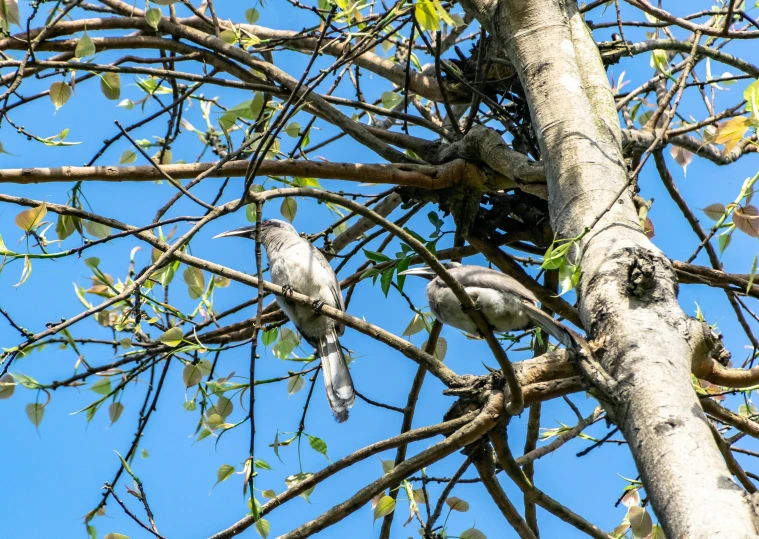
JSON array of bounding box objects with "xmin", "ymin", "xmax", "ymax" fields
[{"xmin": 459, "ymin": 0, "xmax": 759, "ymax": 536}]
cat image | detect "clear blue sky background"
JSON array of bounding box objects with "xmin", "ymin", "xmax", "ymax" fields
[{"xmin": 1, "ymin": 1, "xmax": 758, "ymax": 538}]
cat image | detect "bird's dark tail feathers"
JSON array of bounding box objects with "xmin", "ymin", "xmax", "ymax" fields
[
  {"xmin": 317, "ymin": 329, "xmax": 355, "ymax": 422},
  {"xmin": 523, "ymin": 302, "xmax": 578, "ymax": 352}
]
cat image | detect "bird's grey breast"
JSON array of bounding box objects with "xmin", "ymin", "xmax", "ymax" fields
[{"xmin": 264, "ymin": 232, "xmax": 344, "ymax": 342}]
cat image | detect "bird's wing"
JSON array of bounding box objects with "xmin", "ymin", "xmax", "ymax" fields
[
  {"xmin": 521, "ymin": 301, "xmax": 578, "ymax": 351},
  {"xmin": 309, "ymin": 243, "xmax": 345, "ymax": 331},
  {"xmin": 451, "ymin": 266, "xmax": 539, "ymax": 304}
]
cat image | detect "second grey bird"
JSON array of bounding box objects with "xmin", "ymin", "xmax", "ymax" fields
[
  {"xmin": 400, "ymin": 262, "xmax": 576, "ymax": 350},
  {"xmin": 214, "ymin": 219, "xmax": 355, "ymax": 422}
]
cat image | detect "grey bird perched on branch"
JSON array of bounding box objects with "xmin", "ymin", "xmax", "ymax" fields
[
  {"xmin": 214, "ymin": 219, "xmax": 355, "ymax": 422},
  {"xmin": 399, "ymin": 262, "xmax": 576, "ymax": 350}
]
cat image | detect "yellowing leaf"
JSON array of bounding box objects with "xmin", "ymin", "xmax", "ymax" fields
[
  {"xmin": 713, "ymin": 117, "xmax": 751, "ymax": 154},
  {"xmin": 15, "ymin": 202, "xmax": 47, "ymax": 231},
  {"xmin": 373, "ymin": 495, "xmax": 396, "ymax": 520},
  {"xmin": 159, "ymin": 327, "xmax": 184, "ymax": 347},
  {"xmin": 627, "ymin": 506, "xmax": 653, "ymax": 538},
  {"xmin": 215, "ymin": 464, "xmax": 235, "ymax": 487}
]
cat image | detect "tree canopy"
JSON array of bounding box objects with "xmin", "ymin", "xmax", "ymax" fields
[{"xmin": 2, "ymin": 1, "xmax": 759, "ymax": 539}]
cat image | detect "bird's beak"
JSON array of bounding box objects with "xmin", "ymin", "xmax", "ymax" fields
[
  {"xmin": 212, "ymin": 225, "xmax": 257, "ymax": 240},
  {"xmin": 397, "ymin": 265, "xmax": 437, "ymax": 278}
]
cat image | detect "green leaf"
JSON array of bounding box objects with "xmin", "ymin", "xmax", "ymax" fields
[
  {"xmin": 255, "ymin": 518, "xmax": 270, "ymax": 538},
  {"xmin": 445, "ymin": 496, "xmax": 469, "ymax": 512},
  {"xmin": 649, "ymin": 49, "xmax": 668, "ymax": 73},
  {"xmin": 558, "ymin": 262, "xmax": 581, "ymax": 295},
  {"xmin": 56, "ymin": 214, "xmax": 79, "ymax": 240},
  {"xmin": 363, "ymin": 249, "xmax": 391, "ymax": 263},
  {"xmin": 381, "ymin": 91, "xmax": 403, "ymax": 109},
  {"xmin": 104, "ymin": 534, "xmax": 132, "ymax": 539},
  {"xmin": 415, "ymin": 1, "xmax": 440, "ymax": 31},
  {"xmin": 183, "ymin": 362, "xmax": 204, "ymax": 388},
  {"xmin": 109, "ymin": 402, "xmax": 124, "ymax": 424},
  {"xmin": 13, "ymin": 372, "xmax": 42, "ymax": 390},
  {"xmin": 85, "ymin": 220, "xmax": 111, "ymax": 239},
  {"xmin": 219, "ymin": 29, "xmax": 237, "ymax": 44},
  {"xmin": 26, "ymin": 403, "xmax": 44, "ymax": 429},
  {"xmin": 119, "ymin": 149, "xmax": 137, "ymax": 164},
  {"xmin": 748, "ymin": 254, "xmax": 758, "ymax": 294},
  {"xmin": 373, "ymin": 495, "xmax": 396, "ymax": 520},
  {"xmin": 246, "ymin": 203, "xmax": 258, "ymax": 223},
  {"xmin": 141, "ymin": 448, "xmax": 150, "ymax": 458},
  {"xmin": 91, "ymin": 377, "xmax": 112, "ymax": 395},
  {"xmin": 284, "ymin": 122, "xmax": 300, "ymax": 138},
  {"xmin": 460, "ymin": 529, "xmax": 487, "ymax": 539},
  {"xmin": 284, "ymin": 472, "xmax": 316, "ymax": 501},
  {"xmin": 287, "ymin": 374, "xmax": 305, "ymax": 395},
  {"xmin": 0, "ymin": 374, "xmax": 16, "ymax": 400},
  {"xmin": 255, "ymin": 459, "xmax": 273, "ymax": 470},
  {"xmin": 262, "ymin": 327, "xmax": 278, "ymax": 346},
  {"xmin": 280, "ymin": 197, "xmax": 297, "ymax": 222},
  {"xmin": 745, "ymin": 79, "xmax": 759, "ymax": 121},
  {"xmin": 100, "ymin": 72, "xmax": 121, "ymax": 100},
  {"xmin": 245, "ymin": 8, "xmax": 260, "ymax": 24},
  {"xmin": 402, "ymin": 313, "xmax": 425, "ymax": 336},
  {"xmin": 76, "ymin": 32, "xmax": 96, "ymax": 58},
  {"xmin": 272, "ymin": 328, "xmax": 299, "ymax": 359},
  {"xmin": 380, "ymin": 267, "xmax": 394, "ymax": 297},
  {"xmin": 718, "ymin": 230, "xmax": 732, "ymax": 253},
  {"xmin": 396, "ymin": 257, "xmax": 411, "ymax": 292},
  {"xmin": 145, "ymin": 7, "xmax": 162, "ymax": 30},
  {"xmin": 183, "ymin": 266, "xmax": 206, "ymax": 299},
  {"xmin": 306, "ymin": 434, "xmax": 329, "ymax": 460},
  {"xmin": 214, "ymin": 464, "xmax": 236, "ymax": 488},
  {"xmin": 49, "ymin": 81, "xmax": 72, "ymax": 110},
  {"xmin": 159, "ymin": 327, "xmax": 184, "ymax": 347}
]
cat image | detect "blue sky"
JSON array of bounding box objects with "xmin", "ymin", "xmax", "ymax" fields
[{"xmin": 1, "ymin": 1, "xmax": 758, "ymax": 538}]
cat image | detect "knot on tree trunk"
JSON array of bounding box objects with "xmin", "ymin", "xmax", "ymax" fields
[
  {"xmin": 627, "ymin": 252, "xmax": 657, "ymax": 297},
  {"xmin": 443, "ymin": 371, "xmax": 508, "ymax": 420}
]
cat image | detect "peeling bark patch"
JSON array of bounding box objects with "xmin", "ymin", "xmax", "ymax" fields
[{"xmin": 653, "ymin": 417, "xmax": 684, "ymax": 435}]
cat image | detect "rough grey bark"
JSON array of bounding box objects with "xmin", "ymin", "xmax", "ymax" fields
[{"xmin": 458, "ymin": 0, "xmax": 759, "ymax": 537}]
